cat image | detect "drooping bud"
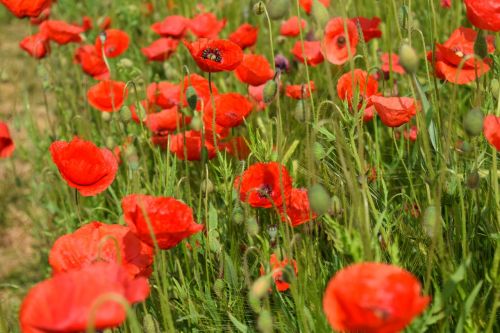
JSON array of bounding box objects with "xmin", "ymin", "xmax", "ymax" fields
[
  {"xmin": 329, "ymin": 195, "xmax": 343, "ymax": 216},
  {"xmin": 253, "ymin": 1, "xmax": 266, "ymax": 15},
  {"xmin": 232, "ymin": 206, "xmax": 245, "ymax": 224},
  {"xmin": 293, "ymin": 101, "xmax": 305, "ymax": 122},
  {"xmin": 463, "ymin": 108, "xmax": 484, "ymax": 137},
  {"xmin": 257, "ymin": 310, "xmax": 273, "ymax": 333},
  {"xmin": 491, "ymin": 78, "xmax": 499, "ymax": 100},
  {"xmin": 246, "ymin": 216, "xmax": 259, "ymax": 236},
  {"xmin": 250, "ymin": 275, "xmax": 271, "ymax": 300},
  {"xmin": 120, "ymin": 105, "xmax": 132, "ymax": 122},
  {"xmin": 263, "ymin": 80, "xmax": 278, "ymax": 104},
  {"xmin": 312, "ymin": 141, "xmax": 326, "ymax": 161},
  {"xmin": 399, "ymin": 43, "xmax": 419, "ymax": 74},
  {"xmin": 185, "ymin": 86, "xmax": 198, "ymax": 111},
  {"xmin": 474, "ymin": 30, "xmax": 488, "ymax": 59},
  {"xmin": 267, "ymin": 0, "xmax": 288, "ymax": 20},
  {"xmin": 308, "ymin": 184, "xmax": 330, "ymax": 215}
]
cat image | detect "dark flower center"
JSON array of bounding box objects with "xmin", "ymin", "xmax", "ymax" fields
[
  {"xmin": 337, "ymin": 36, "xmax": 346, "ymax": 47},
  {"xmin": 257, "ymin": 184, "xmax": 273, "ymax": 198},
  {"xmin": 201, "ymin": 48, "xmax": 222, "ymax": 63}
]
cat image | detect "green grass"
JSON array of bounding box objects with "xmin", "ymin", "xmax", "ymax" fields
[{"xmin": 0, "ymin": 0, "xmax": 499, "ymax": 332}]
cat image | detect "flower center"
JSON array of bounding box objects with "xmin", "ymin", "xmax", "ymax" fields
[
  {"xmin": 452, "ymin": 47, "xmax": 464, "ymax": 58},
  {"xmin": 201, "ymin": 48, "xmax": 222, "ymax": 63},
  {"xmin": 257, "ymin": 184, "xmax": 273, "ymax": 198},
  {"xmin": 337, "ymin": 36, "xmax": 346, "ymax": 47}
]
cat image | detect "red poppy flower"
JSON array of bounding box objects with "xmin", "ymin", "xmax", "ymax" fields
[
  {"xmin": 0, "ymin": 0, "xmax": 51, "ymax": 18},
  {"xmin": 121, "ymin": 194, "xmax": 203, "ymax": 249},
  {"xmin": 381, "ymin": 53, "xmax": 406, "ymax": 75},
  {"xmin": 182, "ymin": 74, "xmax": 218, "ymax": 111},
  {"xmin": 322, "ymin": 17, "xmax": 358, "ymax": 65},
  {"xmin": 81, "ymin": 16, "xmax": 92, "ymax": 32},
  {"xmin": 50, "ymin": 137, "xmax": 118, "ymax": 196},
  {"xmin": 370, "ymin": 96, "xmax": 418, "ymax": 127},
  {"xmin": 145, "ymin": 106, "xmax": 185, "ymax": 133},
  {"xmin": 95, "ymin": 29, "xmax": 130, "ymax": 58},
  {"xmin": 0, "ymin": 122, "xmax": 15, "ymax": 158},
  {"xmin": 323, "ymin": 262, "xmax": 430, "ymax": 333},
  {"xmin": 222, "ymin": 136, "xmax": 251, "ymax": 160},
  {"xmin": 49, "ymin": 221, "xmax": 154, "ymax": 278},
  {"xmin": 141, "ymin": 38, "xmax": 179, "ymax": 62},
  {"xmin": 464, "ymin": 0, "xmax": 500, "ymax": 32},
  {"xmin": 87, "ymin": 80, "xmax": 128, "ymax": 112},
  {"xmin": 169, "ymin": 130, "xmax": 217, "ymax": 161},
  {"xmin": 235, "ymin": 54, "xmax": 274, "ymax": 86},
  {"xmin": 259, "ymin": 254, "xmax": 298, "ymax": 292},
  {"xmin": 98, "ymin": 16, "xmax": 112, "ymax": 30},
  {"xmin": 229, "ymin": 23, "xmax": 258, "ymax": 49},
  {"xmin": 280, "ymin": 16, "xmax": 307, "ymax": 37},
  {"xmin": 403, "ymin": 125, "xmax": 418, "ymax": 142},
  {"xmin": 279, "ymin": 188, "xmax": 316, "ymax": 227},
  {"xmin": 350, "ymin": 17, "xmax": 382, "ymax": 42},
  {"xmin": 20, "ymin": 263, "xmax": 150, "ymax": 333},
  {"xmin": 29, "ymin": 6, "xmax": 50, "ymax": 25},
  {"xmin": 483, "ymin": 115, "xmax": 500, "ymax": 151},
  {"xmin": 19, "ymin": 32, "xmax": 49, "ymax": 59},
  {"xmin": 147, "ymin": 82, "xmax": 180, "ymax": 109},
  {"xmin": 292, "ymin": 40, "xmax": 324, "ymax": 66},
  {"xmin": 203, "ymin": 93, "xmax": 253, "ymax": 128},
  {"xmin": 74, "ymin": 45, "xmax": 110, "ymax": 80},
  {"xmin": 39, "ymin": 20, "xmax": 84, "ymax": 44},
  {"xmin": 299, "ymin": 0, "xmax": 330, "ymax": 14},
  {"xmin": 235, "ymin": 162, "xmax": 292, "ymax": 208},
  {"xmin": 189, "ymin": 12, "xmax": 226, "ymax": 39},
  {"xmin": 337, "ymin": 69, "xmax": 379, "ymax": 109},
  {"xmin": 184, "ymin": 38, "xmax": 243, "ymax": 73},
  {"xmin": 441, "ymin": 0, "xmax": 451, "ymax": 9},
  {"xmin": 363, "ymin": 105, "xmax": 376, "ymax": 122},
  {"xmin": 286, "ymin": 81, "xmax": 315, "ymax": 100},
  {"xmin": 151, "ymin": 15, "xmax": 189, "ymax": 38},
  {"xmin": 429, "ymin": 27, "xmax": 495, "ymax": 85}
]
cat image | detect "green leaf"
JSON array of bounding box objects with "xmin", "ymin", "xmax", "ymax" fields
[{"xmin": 227, "ymin": 312, "xmax": 248, "ymax": 333}]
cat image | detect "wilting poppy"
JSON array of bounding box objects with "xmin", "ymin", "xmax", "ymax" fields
[
  {"xmin": 323, "ymin": 262, "xmax": 430, "ymax": 333},
  {"xmin": 429, "ymin": 27, "xmax": 495, "ymax": 85},
  {"xmin": 20, "ymin": 263, "xmax": 150, "ymax": 333},
  {"xmin": 49, "ymin": 221, "xmax": 154, "ymax": 278},
  {"xmin": 484, "ymin": 115, "xmax": 500, "ymax": 151},
  {"xmin": 169, "ymin": 130, "xmax": 217, "ymax": 161},
  {"xmin": 121, "ymin": 194, "xmax": 203, "ymax": 249},
  {"xmin": 74, "ymin": 45, "xmax": 110, "ymax": 80},
  {"xmin": 292, "ymin": 40, "xmax": 324, "ymax": 66},
  {"xmin": 0, "ymin": 0, "xmax": 51, "ymax": 18},
  {"xmin": 464, "ymin": 0, "xmax": 500, "ymax": 32},
  {"xmin": 299, "ymin": 0, "xmax": 330, "ymax": 14},
  {"xmin": 95, "ymin": 29, "xmax": 130, "ymax": 58},
  {"xmin": 147, "ymin": 81, "xmax": 180, "ymax": 109},
  {"xmin": 381, "ymin": 53, "xmax": 405, "ymax": 75},
  {"xmin": 50, "ymin": 137, "xmax": 118, "ymax": 196},
  {"xmin": 279, "ymin": 188, "xmax": 316, "ymax": 227},
  {"xmin": 235, "ymin": 162, "xmax": 293, "ymax": 208},
  {"xmin": 286, "ymin": 81, "xmax": 315, "ymax": 100},
  {"xmin": 337, "ymin": 69, "xmax": 379, "ymax": 109},
  {"xmin": 229, "ymin": 23, "xmax": 258, "ymax": 49},
  {"xmin": 260, "ymin": 254, "xmax": 298, "ymax": 292},
  {"xmin": 235, "ymin": 54, "xmax": 274, "ymax": 86},
  {"xmin": 203, "ymin": 93, "xmax": 253, "ymax": 128},
  {"xmin": 280, "ymin": 16, "xmax": 307, "ymax": 37},
  {"xmin": 39, "ymin": 20, "xmax": 84, "ymax": 44},
  {"xmin": 19, "ymin": 32, "xmax": 49, "ymax": 59},
  {"xmin": 182, "ymin": 74, "xmax": 218, "ymax": 111},
  {"xmin": 184, "ymin": 38, "xmax": 243, "ymax": 73},
  {"xmin": 0, "ymin": 122, "xmax": 15, "ymax": 158},
  {"xmin": 87, "ymin": 80, "xmax": 128, "ymax": 112},
  {"xmin": 151, "ymin": 15, "xmax": 189, "ymax": 38},
  {"xmin": 141, "ymin": 38, "xmax": 179, "ymax": 62},
  {"xmin": 371, "ymin": 96, "xmax": 418, "ymax": 127},
  {"xmin": 350, "ymin": 17, "xmax": 382, "ymax": 42},
  {"xmin": 189, "ymin": 12, "xmax": 226, "ymax": 39},
  {"xmin": 322, "ymin": 17, "xmax": 358, "ymax": 65}
]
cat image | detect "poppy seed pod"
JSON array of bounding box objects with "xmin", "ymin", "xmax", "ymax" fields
[
  {"xmin": 308, "ymin": 184, "xmax": 330, "ymax": 215},
  {"xmin": 253, "ymin": 1, "xmax": 266, "ymax": 15},
  {"xmin": 463, "ymin": 108, "xmax": 484, "ymax": 136},
  {"xmin": 466, "ymin": 170, "xmax": 480, "ymax": 189},
  {"xmin": 474, "ymin": 30, "xmax": 489, "ymax": 58},
  {"xmin": 263, "ymin": 80, "xmax": 278, "ymax": 103},
  {"xmin": 267, "ymin": 0, "xmax": 289, "ymax": 20},
  {"xmin": 491, "ymin": 78, "xmax": 499, "ymax": 99},
  {"xmin": 399, "ymin": 43, "xmax": 419, "ymax": 74}
]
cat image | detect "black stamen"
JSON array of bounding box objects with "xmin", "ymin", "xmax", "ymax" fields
[{"xmin": 201, "ymin": 48, "xmax": 222, "ymax": 63}]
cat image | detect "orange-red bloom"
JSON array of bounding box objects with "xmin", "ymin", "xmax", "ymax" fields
[
  {"xmin": 279, "ymin": 188, "xmax": 316, "ymax": 227},
  {"xmin": 203, "ymin": 93, "xmax": 253, "ymax": 128},
  {"xmin": 229, "ymin": 23, "xmax": 258, "ymax": 49},
  {"xmin": 74, "ymin": 45, "xmax": 110, "ymax": 80},
  {"xmin": 95, "ymin": 29, "xmax": 130, "ymax": 58},
  {"xmin": 291, "ymin": 40, "xmax": 324, "ymax": 66},
  {"xmin": 184, "ymin": 38, "xmax": 243, "ymax": 73},
  {"xmin": 464, "ymin": 0, "xmax": 500, "ymax": 32},
  {"xmin": 299, "ymin": 0, "xmax": 330, "ymax": 14},
  {"xmin": 20, "ymin": 263, "xmax": 150, "ymax": 333},
  {"xmin": 122, "ymin": 194, "xmax": 203, "ymax": 249},
  {"xmin": 87, "ymin": 80, "xmax": 128, "ymax": 112},
  {"xmin": 484, "ymin": 115, "xmax": 500, "ymax": 151},
  {"xmin": 280, "ymin": 16, "xmax": 307, "ymax": 37},
  {"xmin": 381, "ymin": 53, "xmax": 405, "ymax": 75},
  {"xmin": 50, "ymin": 137, "xmax": 118, "ymax": 196},
  {"xmin": 0, "ymin": 0, "xmax": 51, "ymax": 18},
  {"xmin": 49, "ymin": 221, "xmax": 154, "ymax": 278},
  {"xmin": 350, "ymin": 17, "xmax": 382, "ymax": 42},
  {"xmin": 286, "ymin": 81, "xmax": 315, "ymax": 100},
  {"xmin": 260, "ymin": 254, "xmax": 298, "ymax": 292},
  {"xmin": 235, "ymin": 162, "xmax": 292, "ymax": 208},
  {"xmin": 371, "ymin": 96, "xmax": 417, "ymax": 127},
  {"xmin": 142, "ymin": 38, "xmax": 179, "ymax": 61},
  {"xmin": 147, "ymin": 81, "xmax": 180, "ymax": 109},
  {"xmin": 19, "ymin": 32, "xmax": 49, "ymax": 59},
  {"xmin": 40, "ymin": 20, "xmax": 84, "ymax": 44},
  {"xmin": 0, "ymin": 122, "xmax": 15, "ymax": 158},
  {"xmin": 322, "ymin": 17, "xmax": 358, "ymax": 65},
  {"xmin": 235, "ymin": 54, "xmax": 274, "ymax": 86},
  {"xmin": 323, "ymin": 262, "xmax": 430, "ymax": 333},
  {"xmin": 145, "ymin": 106, "xmax": 184, "ymax": 133},
  {"xmin": 169, "ymin": 130, "xmax": 217, "ymax": 161},
  {"xmin": 337, "ymin": 69, "xmax": 379, "ymax": 109},
  {"xmin": 429, "ymin": 27, "xmax": 495, "ymax": 85},
  {"xmin": 248, "ymin": 83, "xmax": 268, "ymax": 110},
  {"xmin": 151, "ymin": 15, "xmax": 189, "ymax": 38},
  {"xmin": 189, "ymin": 12, "xmax": 226, "ymax": 39}
]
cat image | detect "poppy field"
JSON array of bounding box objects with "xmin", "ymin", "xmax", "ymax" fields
[{"xmin": 0, "ymin": 0, "xmax": 499, "ymax": 332}]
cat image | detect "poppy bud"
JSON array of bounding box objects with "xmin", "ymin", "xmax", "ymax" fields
[
  {"xmin": 308, "ymin": 184, "xmax": 330, "ymax": 215},
  {"xmin": 466, "ymin": 170, "xmax": 480, "ymax": 189},
  {"xmin": 118, "ymin": 58, "xmax": 134, "ymax": 69},
  {"xmin": 186, "ymin": 86, "xmax": 198, "ymax": 111},
  {"xmin": 246, "ymin": 216, "xmax": 259, "ymax": 236},
  {"xmin": 201, "ymin": 178, "xmax": 214, "ymax": 193},
  {"xmin": 422, "ymin": 205, "xmax": 442, "ymax": 238},
  {"xmin": 294, "ymin": 101, "xmax": 305, "ymax": 122},
  {"xmin": 474, "ymin": 30, "xmax": 488, "ymax": 59},
  {"xmin": 213, "ymin": 279, "xmax": 226, "ymax": 299},
  {"xmin": 463, "ymin": 108, "xmax": 484, "ymax": 137},
  {"xmin": 190, "ymin": 114, "xmax": 203, "ymax": 131},
  {"xmin": 253, "ymin": 1, "xmax": 266, "ymax": 15},
  {"xmin": 143, "ymin": 313, "xmax": 160, "ymax": 333},
  {"xmin": 491, "ymin": 79, "xmax": 499, "ymax": 100},
  {"xmin": 120, "ymin": 105, "xmax": 132, "ymax": 122},
  {"xmin": 456, "ymin": 140, "xmax": 472, "ymax": 154},
  {"xmin": 311, "ymin": 0, "xmax": 329, "ymax": 28},
  {"xmin": 105, "ymin": 137, "xmax": 116, "ymax": 149},
  {"xmin": 257, "ymin": 310, "xmax": 273, "ymax": 333},
  {"xmin": 263, "ymin": 80, "xmax": 278, "ymax": 103},
  {"xmin": 398, "ymin": 43, "xmax": 419, "ymax": 74},
  {"xmin": 101, "ymin": 112, "xmax": 112, "ymax": 122},
  {"xmin": 313, "ymin": 141, "xmax": 326, "ymax": 161},
  {"xmin": 232, "ymin": 206, "xmax": 245, "ymax": 224},
  {"xmin": 250, "ymin": 275, "xmax": 272, "ymax": 300},
  {"xmin": 267, "ymin": 0, "xmax": 288, "ymax": 20},
  {"xmin": 329, "ymin": 195, "xmax": 343, "ymax": 216}
]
